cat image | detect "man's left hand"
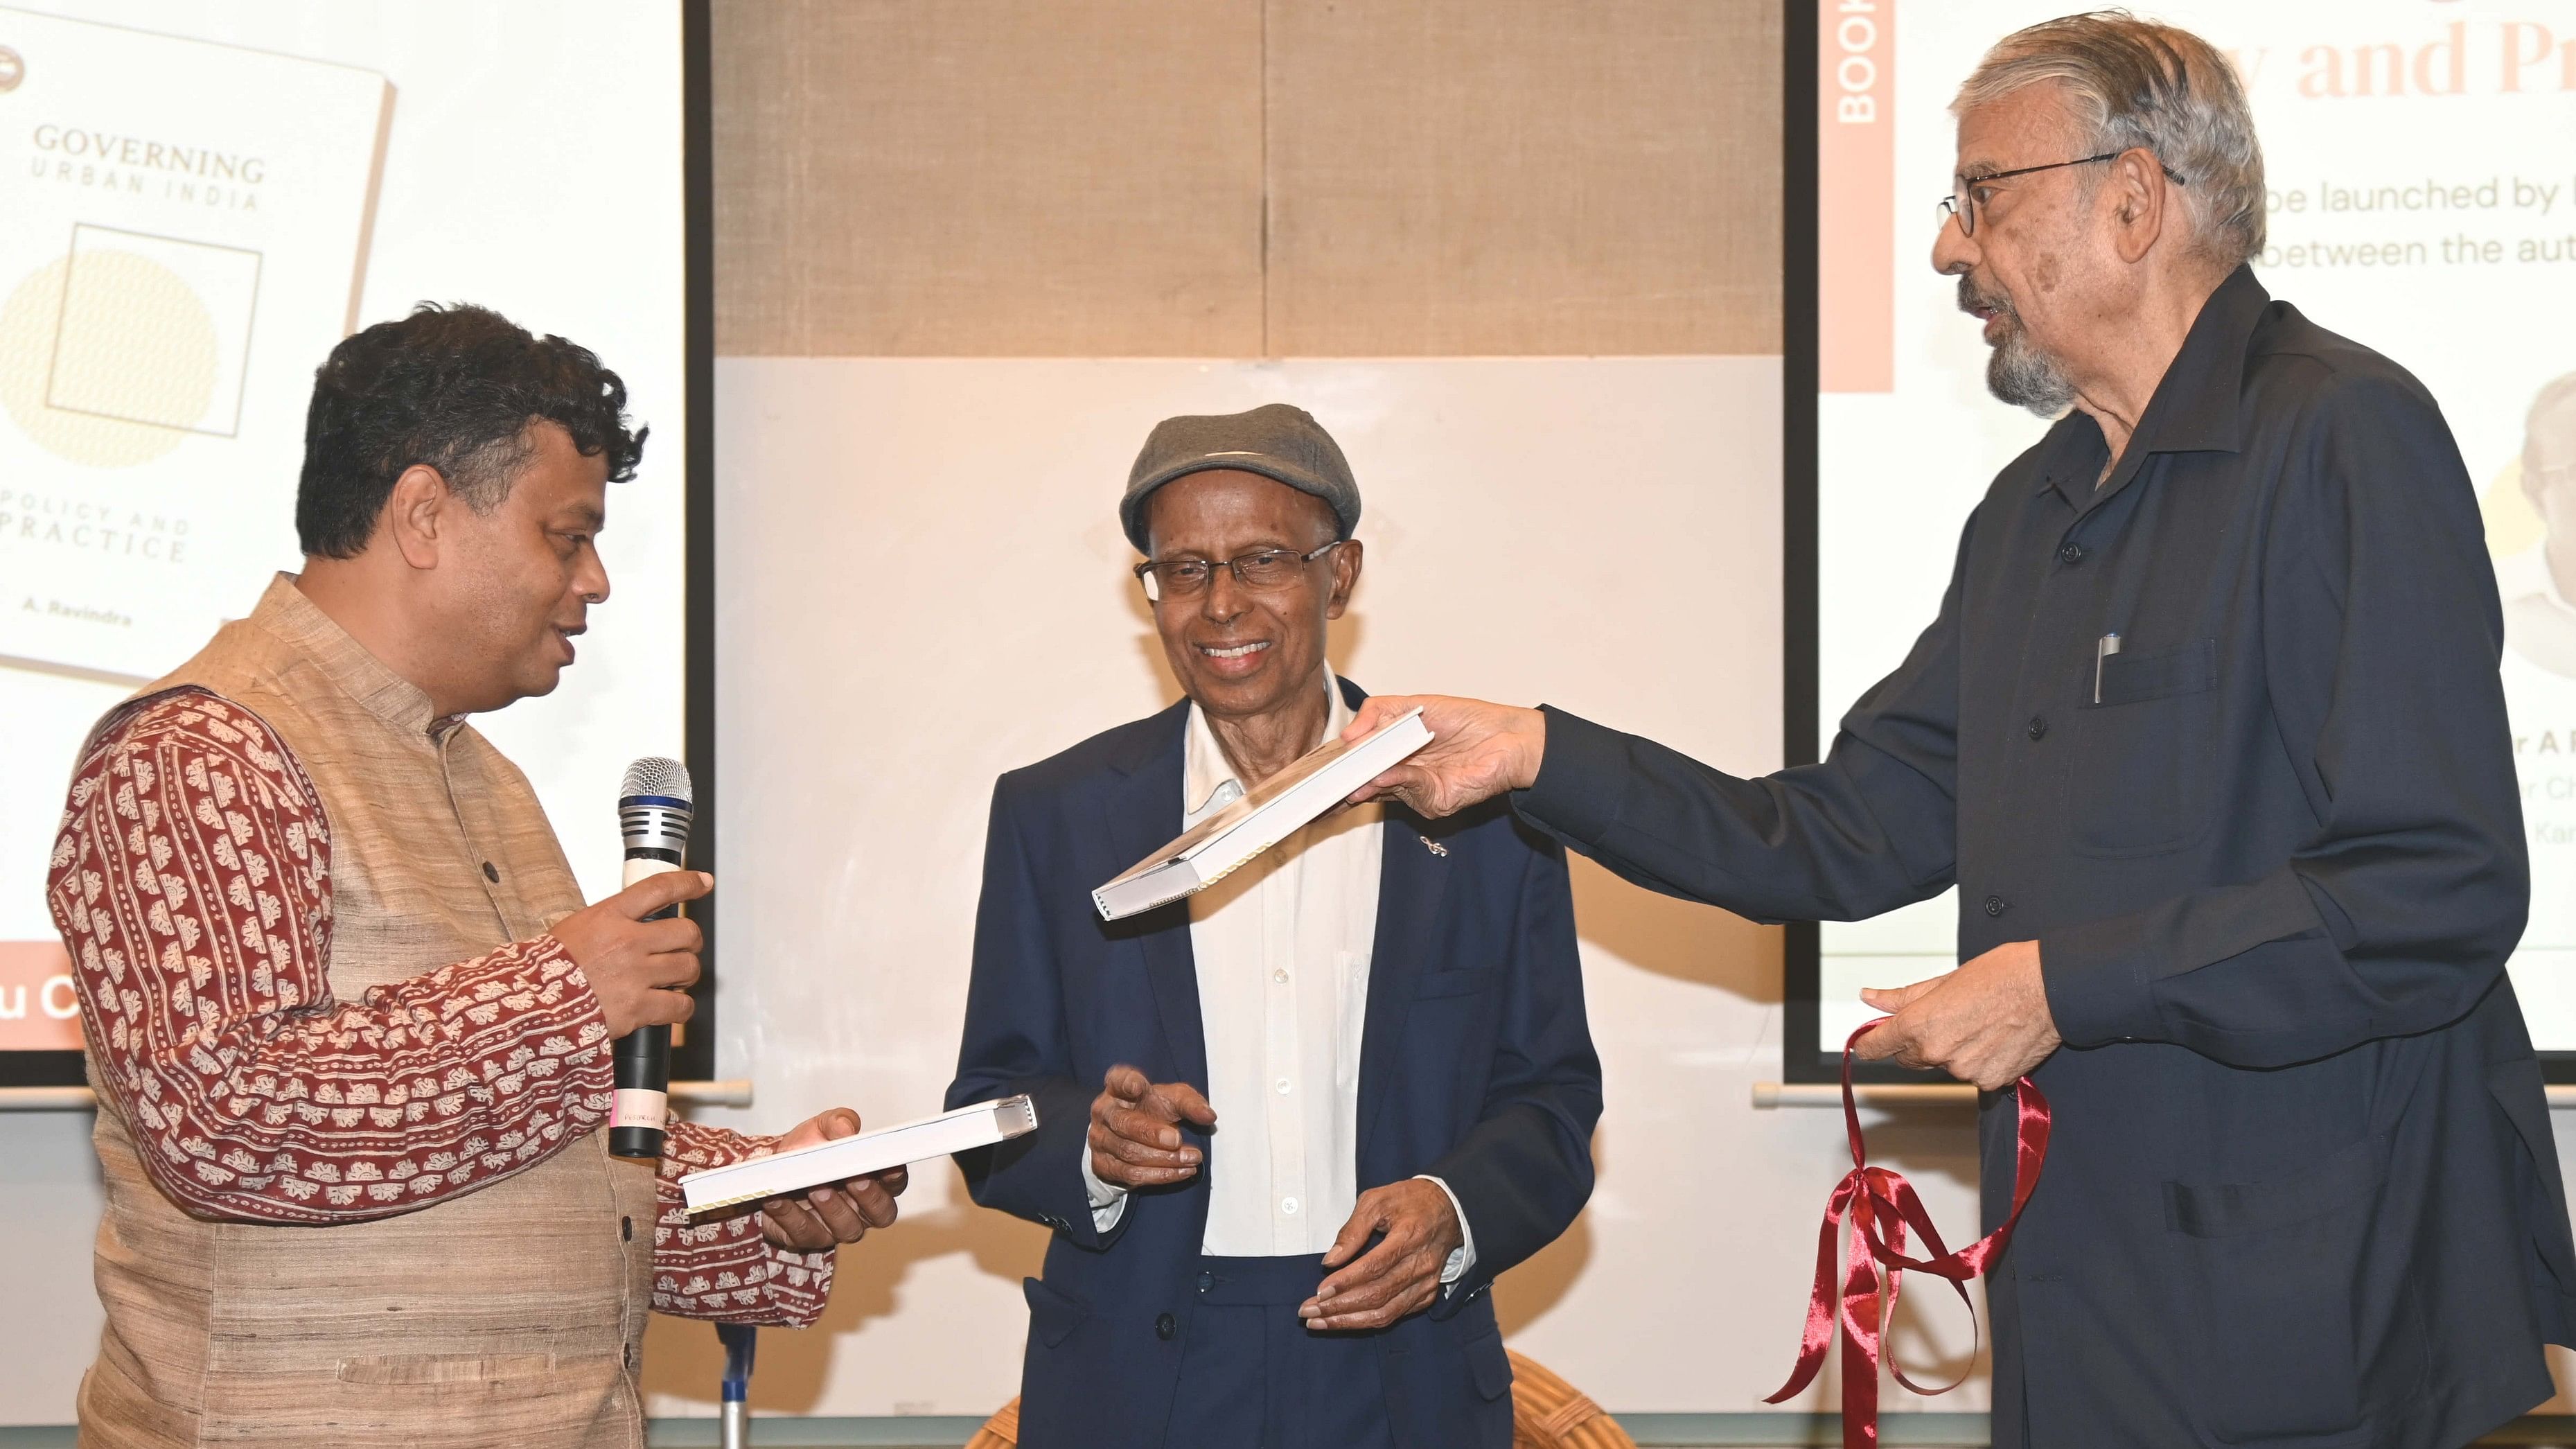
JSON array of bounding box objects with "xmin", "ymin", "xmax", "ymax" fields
[
  {"xmin": 757, "ymin": 1107, "xmax": 908, "ymax": 1251},
  {"xmin": 1298, "ymin": 1179, "xmax": 1463, "ymax": 1331},
  {"xmin": 1851, "ymin": 939, "xmax": 2061, "ymax": 1091}
]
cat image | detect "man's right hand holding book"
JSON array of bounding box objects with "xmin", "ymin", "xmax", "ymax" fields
[{"xmin": 754, "ymin": 1108, "xmax": 910, "ymax": 1251}]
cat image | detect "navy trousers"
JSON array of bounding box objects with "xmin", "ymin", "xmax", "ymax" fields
[{"xmin": 1161, "ymin": 1254, "xmax": 1397, "ymax": 1449}]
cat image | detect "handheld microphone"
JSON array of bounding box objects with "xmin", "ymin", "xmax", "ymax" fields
[{"xmin": 611, "ymin": 756, "xmax": 694, "ymax": 1160}]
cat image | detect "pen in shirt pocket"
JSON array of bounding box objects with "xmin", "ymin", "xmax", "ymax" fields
[{"xmin": 2093, "ymin": 631, "xmax": 2122, "ymax": 704}]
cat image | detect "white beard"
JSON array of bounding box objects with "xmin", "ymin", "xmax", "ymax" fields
[{"xmin": 1987, "ymin": 319, "xmax": 2078, "ymax": 419}]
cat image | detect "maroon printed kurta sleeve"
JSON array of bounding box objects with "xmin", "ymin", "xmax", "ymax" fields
[
  {"xmin": 46, "ymin": 691, "xmax": 619, "ymax": 1222},
  {"xmin": 650, "ymin": 1120, "xmax": 837, "ymax": 1325}
]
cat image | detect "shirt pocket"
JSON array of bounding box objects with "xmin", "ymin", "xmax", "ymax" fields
[{"xmin": 2063, "ymin": 638, "xmax": 2220, "ymax": 858}]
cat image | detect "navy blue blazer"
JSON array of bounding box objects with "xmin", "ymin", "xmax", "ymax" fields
[{"xmin": 947, "ymin": 678, "xmax": 1602, "ymax": 1449}]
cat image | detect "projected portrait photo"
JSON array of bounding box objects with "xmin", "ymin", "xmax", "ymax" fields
[{"xmin": 2501, "ymin": 373, "xmax": 2576, "ymax": 679}]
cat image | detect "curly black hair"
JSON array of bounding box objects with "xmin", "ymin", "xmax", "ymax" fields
[{"xmin": 296, "ymin": 303, "xmax": 649, "ymax": 559}]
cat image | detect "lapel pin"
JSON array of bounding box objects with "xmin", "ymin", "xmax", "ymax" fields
[{"xmin": 1420, "ymin": 835, "xmax": 1448, "ymax": 857}]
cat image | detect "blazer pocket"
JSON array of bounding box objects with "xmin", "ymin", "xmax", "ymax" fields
[
  {"xmin": 1413, "ymin": 966, "xmax": 1499, "ymax": 1001},
  {"xmin": 2065, "ymin": 639, "xmax": 2219, "ymax": 858},
  {"xmin": 1463, "ymin": 1319, "xmax": 1513, "ymax": 1403},
  {"xmin": 1382, "ymin": 1312, "xmax": 1516, "ymax": 1446},
  {"xmin": 1021, "ymin": 1275, "xmax": 1089, "ymax": 1350},
  {"xmin": 2163, "ymin": 1132, "xmax": 2407, "ymax": 1443}
]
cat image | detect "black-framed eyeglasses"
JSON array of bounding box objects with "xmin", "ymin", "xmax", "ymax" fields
[
  {"xmin": 1937, "ymin": 150, "xmax": 2188, "ymax": 236},
  {"xmin": 1134, "ymin": 540, "xmax": 1344, "ymax": 602}
]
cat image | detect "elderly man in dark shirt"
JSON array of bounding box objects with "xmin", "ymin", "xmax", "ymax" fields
[{"xmin": 1344, "ymin": 15, "xmax": 2575, "ymax": 1449}]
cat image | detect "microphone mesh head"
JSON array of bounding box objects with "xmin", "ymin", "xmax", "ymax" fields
[{"xmin": 620, "ymin": 756, "xmax": 693, "ymax": 805}]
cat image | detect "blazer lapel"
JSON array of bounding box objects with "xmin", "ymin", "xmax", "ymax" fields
[
  {"xmin": 1356, "ymin": 804, "xmax": 1449, "ymax": 1170},
  {"xmin": 1094, "ymin": 703, "xmax": 1211, "ymax": 1092}
]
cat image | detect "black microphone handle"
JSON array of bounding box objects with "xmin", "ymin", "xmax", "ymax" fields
[
  {"xmin": 608, "ymin": 854, "xmax": 686, "ymax": 1160},
  {"xmin": 610, "ymin": 1026, "xmax": 671, "ymax": 1159}
]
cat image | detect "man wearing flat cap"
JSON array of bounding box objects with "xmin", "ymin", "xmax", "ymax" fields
[{"xmin": 947, "ymin": 403, "xmax": 1602, "ymax": 1449}]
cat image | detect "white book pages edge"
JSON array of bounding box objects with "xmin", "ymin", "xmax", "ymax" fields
[
  {"xmin": 678, "ymin": 1095, "xmax": 1039, "ymax": 1215},
  {"xmin": 1091, "ymin": 706, "xmax": 1431, "ymax": 921}
]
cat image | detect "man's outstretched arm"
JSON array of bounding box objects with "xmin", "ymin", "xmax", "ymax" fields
[{"xmin": 1346, "ymin": 514, "xmax": 1979, "ymax": 928}]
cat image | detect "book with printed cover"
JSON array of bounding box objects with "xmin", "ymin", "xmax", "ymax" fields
[
  {"xmin": 1092, "ymin": 705, "xmax": 1431, "ymax": 921},
  {"xmin": 679, "ymin": 1096, "xmax": 1041, "ymax": 1215},
  {"xmin": 0, "ymin": 7, "xmax": 390, "ymax": 683}
]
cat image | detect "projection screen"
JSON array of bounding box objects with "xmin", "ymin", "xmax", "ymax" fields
[{"xmin": 0, "ymin": 1, "xmax": 700, "ymax": 1086}]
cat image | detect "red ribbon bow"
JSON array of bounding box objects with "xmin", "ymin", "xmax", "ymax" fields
[{"xmin": 1764, "ymin": 1021, "xmax": 2052, "ymax": 1449}]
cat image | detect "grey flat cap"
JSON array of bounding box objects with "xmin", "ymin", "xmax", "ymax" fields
[{"xmin": 1121, "ymin": 403, "xmax": 1360, "ymax": 553}]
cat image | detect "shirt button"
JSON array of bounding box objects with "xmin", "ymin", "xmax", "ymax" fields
[
  {"xmin": 1984, "ymin": 895, "xmax": 2008, "ymax": 917},
  {"xmin": 1275, "ymin": 1078, "xmax": 1292, "ymax": 1096},
  {"xmin": 2057, "ymin": 543, "xmax": 2085, "ymax": 567},
  {"xmin": 1282, "ymin": 1197, "xmax": 1300, "ymax": 1216},
  {"xmin": 1273, "ymin": 969, "xmax": 1289, "ymax": 985},
  {"xmin": 1155, "ymin": 1312, "xmax": 1177, "ymax": 1341},
  {"xmin": 2026, "ymin": 715, "xmax": 2048, "ymax": 741},
  {"xmin": 482, "ymin": 861, "xmax": 500, "ymax": 883}
]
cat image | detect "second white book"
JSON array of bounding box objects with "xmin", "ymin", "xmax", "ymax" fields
[{"xmin": 679, "ymin": 1096, "xmax": 1039, "ymax": 1215}]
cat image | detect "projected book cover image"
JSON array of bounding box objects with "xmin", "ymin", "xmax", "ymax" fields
[
  {"xmin": 1093, "ymin": 705, "xmax": 1432, "ymax": 920},
  {"xmin": 0, "ymin": 6, "xmax": 390, "ymax": 683}
]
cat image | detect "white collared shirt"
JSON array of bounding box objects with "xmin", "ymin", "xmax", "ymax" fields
[{"xmin": 1084, "ymin": 668, "xmax": 1473, "ymax": 1283}]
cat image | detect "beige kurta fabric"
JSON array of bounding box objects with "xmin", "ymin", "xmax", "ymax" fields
[{"xmin": 78, "ymin": 575, "xmax": 660, "ymax": 1449}]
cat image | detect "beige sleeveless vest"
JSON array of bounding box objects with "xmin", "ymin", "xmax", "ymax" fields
[{"xmin": 78, "ymin": 575, "xmax": 660, "ymax": 1449}]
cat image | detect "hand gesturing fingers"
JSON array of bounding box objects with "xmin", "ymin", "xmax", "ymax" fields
[{"xmin": 1088, "ymin": 1065, "xmax": 1215, "ymax": 1188}]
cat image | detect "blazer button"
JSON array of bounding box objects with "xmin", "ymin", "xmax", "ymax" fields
[
  {"xmin": 1198, "ymin": 1271, "xmax": 1215, "ymax": 1294},
  {"xmin": 2057, "ymin": 543, "xmax": 2085, "ymax": 567},
  {"xmin": 620, "ymin": 1215, "xmax": 633, "ymax": 1242},
  {"xmin": 2026, "ymin": 715, "xmax": 2048, "ymax": 741},
  {"xmin": 1984, "ymin": 895, "xmax": 2007, "ymax": 917},
  {"xmin": 1155, "ymin": 1312, "xmax": 1177, "ymax": 1342},
  {"xmin": 482, "ymin": 861, "xmax": 500, "ymax": 883}
]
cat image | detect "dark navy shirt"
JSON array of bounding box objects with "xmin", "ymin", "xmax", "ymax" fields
[{"xmin": 1519, "ymin": 266, "xmax": 2574, "ymax": 1448}]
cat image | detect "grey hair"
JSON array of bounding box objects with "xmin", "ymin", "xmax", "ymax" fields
[{"xmin": 1953, "ymin": 11, "xmax": 2265, "ymax": 265}]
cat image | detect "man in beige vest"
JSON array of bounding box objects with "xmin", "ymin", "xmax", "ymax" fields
[{"xmin": 44, "ymin": 304, "xmax": 906, "ymax": 1448}]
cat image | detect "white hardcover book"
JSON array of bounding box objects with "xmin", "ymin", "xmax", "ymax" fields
[
  {"xmin": 1092, "ymin": 705, "xmax": 1433, "ymax": 921},
  {"xmin": 0, "ymin": 8, "xmax": 391, "ymax": 682},
  {"xmin": 678, "ymin": 1096, "xmax": 1039, "ymax": 1215}
]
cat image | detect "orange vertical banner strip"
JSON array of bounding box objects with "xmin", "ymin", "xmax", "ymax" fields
[{"xmin": 1819, "ymin": 0, "xmax": 1895, "ymax": 394}]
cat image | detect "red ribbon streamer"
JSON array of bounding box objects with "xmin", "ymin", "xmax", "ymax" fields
[{"xmin": 1764, "ymin": 1021, "xmax": 2052, "ymax": 1449}]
